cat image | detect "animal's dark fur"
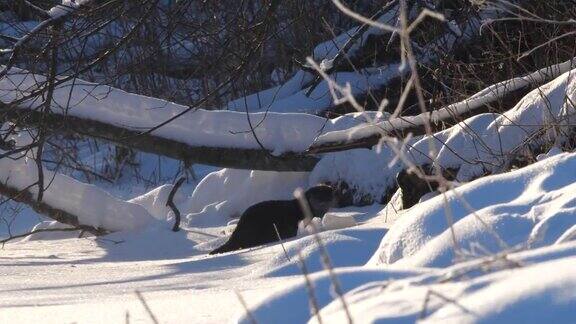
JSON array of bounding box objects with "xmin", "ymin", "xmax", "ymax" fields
[
  {"xmin": 396, "ymin": 166, "xmax": 457, "ymax": 209},
  {"xmin": 209, "ymin": 185, "xmax": 336, "ymax": 255}
]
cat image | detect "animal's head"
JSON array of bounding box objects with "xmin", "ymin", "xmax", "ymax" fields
[{"xmin": 304, "ymin": 184, "xmax": 337, "ymax": 217}]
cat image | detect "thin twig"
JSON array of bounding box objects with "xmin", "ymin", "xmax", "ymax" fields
[
  {"xmin": 273, "ymin": 223, "xmax": 291, "ymax": 262},
  {"xmin": 295, "ymin": 188, "xmax": 353, "ymax": 324},
  {"xmin": 297, "ymin": 252, "xmax": 324, "ymax": 324}
]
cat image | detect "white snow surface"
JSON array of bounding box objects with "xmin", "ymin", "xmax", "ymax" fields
[
  {"xmin": 370, "ymin": 152, "xmax": 576, "ymax": 267},
  {"xmin": 1, "ymin": 64, "xmax": 576, "ymax": 323}
]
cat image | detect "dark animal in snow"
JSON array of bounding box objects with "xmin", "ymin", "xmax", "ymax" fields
[{"xmin": 209, "ymin": 185, "xmax": 337, "ymax": 254}]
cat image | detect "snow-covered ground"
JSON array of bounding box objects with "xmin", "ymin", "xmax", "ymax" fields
[{"xmin": 1, "ymin": 151, "xmax": 575, "ymax": 323}]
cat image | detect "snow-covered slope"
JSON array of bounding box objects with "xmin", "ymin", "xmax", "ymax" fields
[{"xmin": 242, "ymin": 152, "xmax": 576, "ymax": 323}]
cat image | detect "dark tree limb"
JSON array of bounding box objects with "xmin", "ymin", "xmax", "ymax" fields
[{"xmin": 167, "ymin": 177, "xmax": 185, "ymax": 232}]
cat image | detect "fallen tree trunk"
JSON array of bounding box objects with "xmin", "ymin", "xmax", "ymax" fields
[{"xmin": 0, "ymin": 101, "xmax": 320, "ymax": 171}]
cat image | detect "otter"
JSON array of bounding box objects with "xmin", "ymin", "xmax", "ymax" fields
[{"xmin": 209, "ymin": 185, "xmax": 337, "ymax": 255}]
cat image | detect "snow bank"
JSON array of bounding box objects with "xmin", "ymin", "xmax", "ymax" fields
[
  {"xmin": 239, "ymin": 267, "xmax": 427, "ymax": 324},
  {"xmin": 3, "ymin": 148, "xmax": 576, "ymax": 323},
  {"xmin": 235, "ymin": 153, "xmax": 576, "ymax": 323},
  {"xmin": 425, "ymin": 256, "xmax": 576, "ymax": 324},
  {"xmin": 370, "ymin": 152, "xmax": 576, "ymax": 268},
  {"xmin": 262, "ymin": 227, "xmax": 386, "ymax": 278}
]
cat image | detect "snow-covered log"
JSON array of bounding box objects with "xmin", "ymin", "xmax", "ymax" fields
[
  {"xmin": 309, "ymin": 59, "xmax": 575, "ymax": 154},
  {"xmin": 0, "ymin": 67, "xmax": 332, "ymax": 171},
  {"xmin": 0, "ymin": 138, "xmax": 155, "ymax": 234},
  {"xmin": 0, "ymin": 183, "xmax": 107, "ymax": 236},
  {"xmin": 0, "ymin": 176, "xmax": 154, "ymax": 235},
  {"xmin": 0, "ymin": 100, "xmax": 319, "ymax": 171}
]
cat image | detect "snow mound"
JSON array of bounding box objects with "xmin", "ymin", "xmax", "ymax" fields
[
  {"xmin": 234, "ymin": 153, "xmax": 576, "ymax": 323},
  {"xmin": 310, "ymin": 148, "xmax": 401, "ymax": 204},
  {"xmin": 128, "ymin": 184, "xmax": 182, "ymax": 222},
  {"xmin": 425, "ymin": 256, "xmax": 576, "ymax": 324},
  {"xmin": 184, "ymin": 168, "xmax": 308, "ymax": 228},
  {"xmin": 256, "ymin": 226, "xmax": 385, "ymax": 278}
]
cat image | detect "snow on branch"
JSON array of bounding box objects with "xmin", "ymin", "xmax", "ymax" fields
[
  {"xmin": 0, "ymin": 0, "xmax": 97, "ymax": 79},
  {"xmin": 309, "ymin": 59, "xmax": 576, "ymax": 154},
  {"xmin": 48, "ymin": 0, "xmax": 94, "ymax": 18}
]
